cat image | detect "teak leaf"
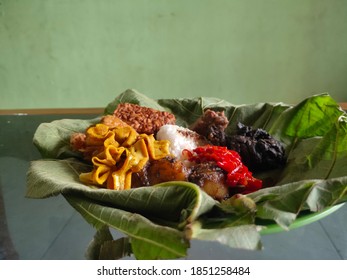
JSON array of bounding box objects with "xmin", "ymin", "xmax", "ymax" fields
[{"xmin": 26, "ymin": 89, "xmax": 347, "ymax": 259}]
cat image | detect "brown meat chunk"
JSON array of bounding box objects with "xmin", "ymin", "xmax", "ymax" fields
[
  {"xmin": 188, "ymin": 162, "xmax": 229, "ymax": 201},
  {"xmin": 131, "ymin": 157, "xmax": 188, "ymax": 187},
  {"xmin": 189, "ymin": 109, "xmax": 229, "ymax": 146}
]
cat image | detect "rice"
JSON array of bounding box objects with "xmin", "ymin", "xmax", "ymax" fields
[{"xmin": 156, "ymin": 124, "xmax": 209, "ymax": 160}]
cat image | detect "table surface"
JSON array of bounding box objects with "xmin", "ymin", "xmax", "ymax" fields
[{"xmin": 1, "ymin": 110, "xmax": 346, "ymax": 260}]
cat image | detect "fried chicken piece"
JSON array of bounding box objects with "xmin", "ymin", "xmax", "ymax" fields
[
  {"xmin": 131, "ymin": 156, "xmax": 189, "ymax": 187},
  {"xmin": 188, "ymin": 162, "xmax": 229, "ymax": 201}
]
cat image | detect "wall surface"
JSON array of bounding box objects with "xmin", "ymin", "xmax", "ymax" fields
[{"xmin": 1, "ymin": 0, "xmax": 347, "ymax": 109}]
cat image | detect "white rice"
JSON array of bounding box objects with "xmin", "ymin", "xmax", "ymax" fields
[{"xmin": 156, "ymin": 124, "xmax": 209, "ymax": 160}]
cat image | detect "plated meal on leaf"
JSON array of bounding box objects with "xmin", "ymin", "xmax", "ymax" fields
[
  {"xmin": 26, "ymin": 89, "xmax": 347, "ymax": 260},
  {"xmin": 70, "ymin": 102, "xmax": 286, "ymax": 199}
]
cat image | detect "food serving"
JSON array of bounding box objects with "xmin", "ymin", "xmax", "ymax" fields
[
  {"xmin": 69, "ymin": 102, "xmax": 286, "ymax": 200},
  {"xmin": 26, "ymin": 89, "xmax": 347, "ymax": 260}
]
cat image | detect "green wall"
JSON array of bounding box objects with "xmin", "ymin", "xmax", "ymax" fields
[{"xmin": 1, "ymin": 0, "xmax": 347, "ymax": 109}]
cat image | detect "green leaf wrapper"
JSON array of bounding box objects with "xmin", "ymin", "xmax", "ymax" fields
[{"xmin": 26, "ymin": 90, "xmax": 347, "ymax": 259}]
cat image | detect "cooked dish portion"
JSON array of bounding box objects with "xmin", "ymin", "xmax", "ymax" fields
[
  {"xmin": 70, "ymin": 116, "xmax": 171, "ymax": 190},
  {"xmin": 156, "ymin": 124, "xmax": 209, "ymax": 161},
  {"xmin": 131, "ymin": 156, "xmax": 189, "ymax": 187},
  {"xmin": 189, "ymin": 110, "xmax": 286, "ymax": 172},
  {"xmin": 113, "ymin": 103, "xmax": 176, "ymax": 135},
  {"xmin": 189, "ymin": 109, "xmax": 229, "ymax": 146},
  {"xmin": 188, "ymin": 162, "xmax": 229, "ymax": 200},
  {"xmin": 70, "ymin": 103, "xmax": 287, "ymax": 200},
  {"xmin": 226, "ymin": 122, "xmax": 286, "ymax": 172}
]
